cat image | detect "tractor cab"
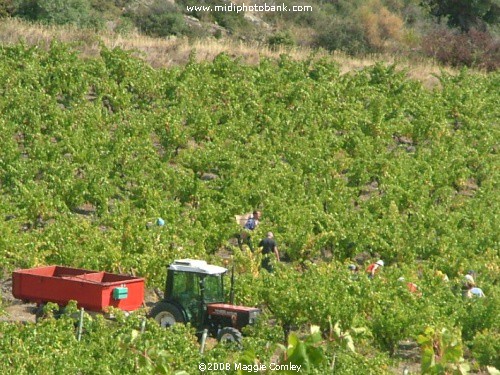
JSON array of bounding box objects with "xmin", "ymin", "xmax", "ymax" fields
[
  {"xmin": 149, "ymin": 259, "xmax": 260, "ymax": 344},
  {"xmin": 165, "ymin": 259, "xmax": 227, "ymax": 323}
]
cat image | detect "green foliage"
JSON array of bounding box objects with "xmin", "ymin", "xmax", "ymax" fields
[
  {"xmin": 459, "ymin": 292, "xmax": 499, "ymax": 342},
  {"xmin": 0, "ymin": 311, "xmax": 202, "ymax": 373},
  {"xmin": 314, "ymin": 17, "xmax": 369, "ymax": 54},
  {"xmin": 472, "ymin": 329, "xmax": 500, "ymax": 369},
  {"xmin": 128, "ymin": 0, "xmax": 188, "ymax": 38},
  {"xmin": 0, "ymin": 0, "xmax": 15, "ymax": 17},
  {"xmin": 418, "ymin": 326, "xmax": 470, "ymax": 374},
  {"xmin": 276, "ymin": 325, "xmax": 328, "ymax": 373},
  {"xmin": 15, "ymin": 0, "xmax": 103, "ymax": 28},
  {"xmin": 237, "ymin": 326, "xmax": 328, "ymax": 374},
  {"xmin": 331, "ymin": 350, "xmax": 390, "ymax": 375},
  {"xmin": 267, "ymin": 31, "xmax": 295, "ymax": 50},
  {"xmin": 209, "ymin": 0, "xmax": 251, "ymax": 33},
  {"xmin": 328, "ymin": 320, "xmax": 368, "ymax": 353}
]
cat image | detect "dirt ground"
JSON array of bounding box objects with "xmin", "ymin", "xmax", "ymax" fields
[
  {"xmin": 0, "ymin": 300, "xmax": 37, "ymax": 323},
  {"xmin": 0, "ymin": 278, "xmax": 37, "ymax": 323}
]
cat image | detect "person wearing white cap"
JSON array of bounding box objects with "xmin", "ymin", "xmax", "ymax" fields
[
  {"xmin": 464, "ymin": 274, "xmax": 475, "ymax": 286},
  {"xmin": 366, "ymin": 260, "xmax": 384, "ymax": 279},
  {"xmin": 462, "ymin": 272, "xmax": 478, "ymax": 297}
]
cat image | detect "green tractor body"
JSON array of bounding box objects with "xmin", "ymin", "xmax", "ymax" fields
[{"xmin": 149, "ymin": 259, "xmax": 260, "ymax": 343}]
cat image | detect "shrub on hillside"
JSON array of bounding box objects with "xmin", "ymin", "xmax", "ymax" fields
[
  {"xmin": 314, "ymin": 17, "xmax": 370, "ymax": 54},
  {"xmin": 88, "ymin": 0, "xmax": 134, "ymax": 18},
  {"xmin": 356, "ymin": 1, "xmax": 404, "ymax": 51},
  {"xmin": 210, "ymin": 0, "xmax": 250, "ymax": 32},
  {"xmin": 422, "ymin": 0, "xmax": 499, "ymax": 31},
  {"xmin": 15, "ymin": 0, "xmax": 103, "ymax": 28},
  {"xmin": 267, "ymin": 31, "xmax": 295, "ymax": 50},
  {"xmin": 128, "ymin": 1, "xmax": 188, "ymax": 37},
  {"xmin": 421, "ymin": 26, "xmax": 500, "ymax": 70},
  {"xmin": 314, "ymin": 0, "xmax": 406, "ymax": 54},
  {"xmin": 0, "ymin": 0, "xmax": 15, "ymax": 17}
]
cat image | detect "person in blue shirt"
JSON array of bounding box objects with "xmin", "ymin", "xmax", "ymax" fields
[
  {"xmin": 244, "ymin": 211, "xmax": 261, "ymax": 230},
  {"xmin": 238, "ymin": 210, "xmax": 261, "ymax": 251},
  {"xmin": 470, "ymin": 287, "xmax": 486, "ymax": 298},
  {"xmin": 465, "ymin": 283, "xmax": 486, "ymax": 298}
]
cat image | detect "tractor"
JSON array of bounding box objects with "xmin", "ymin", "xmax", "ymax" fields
[{"xmin": 149, "ymin": 259, "xmax": 260, "ymax": 343}]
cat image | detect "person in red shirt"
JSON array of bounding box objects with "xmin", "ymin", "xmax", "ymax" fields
[
  {"xmin": 366, "ymin": 260, "xmax": 384, "ymax": 279},
  {"xmin": 398, "ymin": 277, "xmax": 420, "ymax": 295}
]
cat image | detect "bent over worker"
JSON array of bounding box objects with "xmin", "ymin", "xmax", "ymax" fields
[{"xmin": 366, "ymin": 260, "xmax": 384, "ymax": 279}]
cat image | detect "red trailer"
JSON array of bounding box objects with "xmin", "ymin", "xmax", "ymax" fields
[{"xmin": 12, "ymin": 265, "xmax": 145, "ymax": 313}]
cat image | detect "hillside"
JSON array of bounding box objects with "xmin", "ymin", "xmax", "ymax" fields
[
  {"xmin": 1, "ymin": 0, "xmax": 499, "ymax": 70},
  {"xmin": 0, "ymin": 17, "xmax": 458, "ymax": 88},
  {"xmin": 0, "ymin": 36, "xmax": 498, "ymax": 373}
]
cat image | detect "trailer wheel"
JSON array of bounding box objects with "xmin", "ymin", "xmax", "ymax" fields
[
  {"xmin": 217, "ymin": 327, "xmax": 243, "ymax": 346},
  {"xmin": 149, "ymin": 302, "xmax": 185, "ymax": 328},
  {"xmin": 35, "ymin": 304, "xmax": 46, "ymax": 322}
]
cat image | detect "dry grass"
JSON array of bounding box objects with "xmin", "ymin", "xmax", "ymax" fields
[{"xmin": 0, "ymin": 17, "xmax": 456, "ymax": 88}]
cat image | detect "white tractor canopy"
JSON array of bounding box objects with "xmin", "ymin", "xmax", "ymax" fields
[{"xmin": 169, "ymin": 259, "xmax": 228, "ymax": 275}]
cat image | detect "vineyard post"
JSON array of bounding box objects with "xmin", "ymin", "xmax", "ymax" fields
[
  {"xmin": 140, "ymin": 318, "xmax": 146, "ymax": 333},
  {"xmin": 200, "ymin": 329, "xmax": 208, "ymax": 354},
  {"xmin": 77, "ymin": 308, "xmax": 84, "ymax": 342}
]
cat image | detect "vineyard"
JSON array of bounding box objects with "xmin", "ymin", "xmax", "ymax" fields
[{"xmin": 0, "ymin": 42, "xmax": 499, "ymax": 373}]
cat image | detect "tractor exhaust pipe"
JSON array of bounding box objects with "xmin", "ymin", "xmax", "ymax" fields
[{"xmin": 229, "ymin": 264, "xmax": 235, "ymax": 305}]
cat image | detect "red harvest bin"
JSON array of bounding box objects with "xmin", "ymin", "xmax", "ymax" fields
[{"xmin": 12, "ymin": 265, "xmax": 145, "ymax": 312}]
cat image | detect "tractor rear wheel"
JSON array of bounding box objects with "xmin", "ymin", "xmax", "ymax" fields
[
  {"xmin": 217, "ymin": 327, "xmax": 243, "ymax": 346},
  {"xmin": 149, "ymin": 302, "xmax": 185, "ymax": 328}
]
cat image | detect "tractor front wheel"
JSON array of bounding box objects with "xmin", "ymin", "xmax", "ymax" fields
[
  {"xmin": 149, "ymin": 302, "xmax": 185, "ymax": 328},
  {"xmin": 217, "ymin": 327, "xmax": 243, "ymax": 346}
]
